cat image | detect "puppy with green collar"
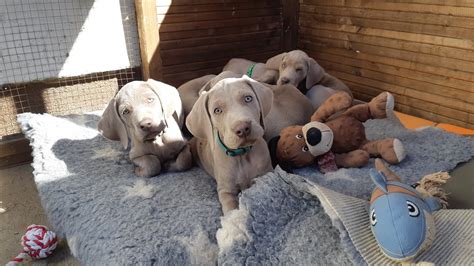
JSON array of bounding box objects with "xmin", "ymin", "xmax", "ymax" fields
[{"xmin": 186, "ymin": 76, "xmax": 273, "ymax": 214}]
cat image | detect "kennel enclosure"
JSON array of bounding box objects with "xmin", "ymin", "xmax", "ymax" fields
[{"xmin": 1, "ymin": 0, "xmax": 473, "ymax": 167}]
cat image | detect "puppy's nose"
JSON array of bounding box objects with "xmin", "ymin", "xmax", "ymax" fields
[
  {"xmin": 280, "ymin": 77, "xmax": 290, "ymax": 84},
  {"xmin": 234, "ymin": 121, "xmax": 251, "ymax": 138},
  {"xmin": 139, "ymin": 118, "xmax": 153, "ymax": 131},
  {"xmin": 306, "ymin": 127, "xmax": 322, "ymax": 146}
]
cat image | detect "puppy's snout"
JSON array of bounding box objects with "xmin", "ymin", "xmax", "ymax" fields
[
  {"xmin": 306, "ymin": 127, "xmax": 322, "ymax": 146},
  {"xmin": 139, "ymin": 118, "xmax": 153, "ymax": 131},
  {"xmin": 233, "ymin": 121, "xmax": 251, "ymax": 138},
  {"xmin": 280, "ymin": 77, "xmax": 290, "ymax": 84}
]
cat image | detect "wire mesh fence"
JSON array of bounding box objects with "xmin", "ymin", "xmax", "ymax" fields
[{"xmin": 0, "ymin": 0, "xmax": 142, "ymax": 139}]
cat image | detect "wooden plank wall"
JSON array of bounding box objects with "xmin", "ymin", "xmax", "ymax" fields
[
  {"xmin": 157, "ymin": 0, "xmax": 284, "ymax": 87},
  {"xmin": 298, "ymin": 0, "xmax": 474, "ymax": 129}
]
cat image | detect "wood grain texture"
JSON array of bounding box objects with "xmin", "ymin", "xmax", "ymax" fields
[
  {"xmin": 135, "ymin": 0, "xmax": 162, "ymax": 80},
  {"xmin": 299, "ymin": 0, "xmax": 474, "ymax": 128},
  {"xmin": 156, "ymin": 1, "xmax": 284, "ymax": 87}
]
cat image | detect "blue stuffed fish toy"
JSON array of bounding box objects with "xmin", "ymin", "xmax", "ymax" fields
[{"xmin": 369, "ymin": 159, "xmax": 444, "ymax": 262}]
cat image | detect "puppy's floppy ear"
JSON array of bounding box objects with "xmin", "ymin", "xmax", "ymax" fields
[
  {"xmin": 146, "ymin": 79, "xmax": 184, "ymax": 127},
  {"xmin": 243, "ymin": 75, "xmax": 273, "ymax": 128},
  {"xmin": 306, "ymin": 58, "xmax": 326, "ymax": 89},
  {"xmin": 98, "ymin": 97, "xmax": 129, "ymax": 149},
  {"xmin": 199, "ymin": 78, "xmax": 213, "ymax": 95},
  {"xmin": 266, "ymin": 52, "xmax": 287, "ymax": 70},
  {"xmin": 186, "ymin": 91, "xmax": 213, "ymax": 140}
]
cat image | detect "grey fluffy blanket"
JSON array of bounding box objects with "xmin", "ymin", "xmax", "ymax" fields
[{"xmin": 17, "ymin": 112, "xmax": 473, "ymax": 265}]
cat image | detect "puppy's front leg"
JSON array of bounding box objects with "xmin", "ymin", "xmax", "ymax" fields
[
  {"xmin": 217, "ymin": 187, "xmax": 238, "ymax": 215},
  {"xmin": 164, "ymin": 144, "xmax": 193, "ymax": 172},
  {"xmin": 133, "ymin": 155, "xmax": 161, "ymax": 177}
]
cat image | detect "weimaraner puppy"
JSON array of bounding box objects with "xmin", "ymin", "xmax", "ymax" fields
[
  {"xmin": 181, "ymin": 71, "xmax": 314, "ymax": 142},
  {"xmin": 223, "ymin": 58, "xmax": 279, "ymax": 84},
  {"xmin": 266, "ymin": 50, "xmax": 353, "ymax": 108},
  {"xmin": 263, "ymin": 83, "xmax": 314, "ymax": 141},
  {"xmin": 186, "ymin": 76, "xmax": 273, "ymax": 214},
  {"xmin": 98, "ymin": 79, "xmax": 192, "ymax": 177},
  {"xmin": 177, "ymin": 74, "xmax": 216, "ymax": 117}
]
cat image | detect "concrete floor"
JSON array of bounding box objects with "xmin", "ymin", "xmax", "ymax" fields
[
  {"xmin": 0, "ymin": 160, "xmax": 472, "ymax": 264},
  {"xmin": 0, "ymin": 165, "xmax": 80, "ymax": 265}
]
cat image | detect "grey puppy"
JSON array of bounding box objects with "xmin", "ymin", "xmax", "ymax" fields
[
  {"xmin": 186, "ymin": 76, "xmax": 273, "ymax": 214},
  {"xmin": 180, "ymin": 71, "xmax": 314, "ymax": 142},
  {"xmin": 266, "ymin": 50, "xmax": 353, "ymax": 108},
  {"xmin": 98, "ymin": 79, "xmax": 192, "ymax": 177},
  {"xmin": 223, "ymin": 58, "xmax": 279, "ymax": 84},
  {"xmin": 177, "ymin": 74, "xmax": 216, "ymax": 117}
]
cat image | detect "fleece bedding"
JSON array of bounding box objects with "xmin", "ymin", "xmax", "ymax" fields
[{"xmin": 17, "ymin": 112, "xmax": 473, "ymax": 265}]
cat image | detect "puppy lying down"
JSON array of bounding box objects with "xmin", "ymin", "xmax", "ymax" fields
[
  {"xmin": 266, "ymin": 50, "xmax": 353, "ymax": 108},
  {"xmin": 223, "ymin": 58, "xmax": 279, "ymax": 84},
  {"xmin": 98, "ymin": 79, "xmax": 192, "ymax": 177},
  {"xmin": 186, "ymin": 76, "xmax": 273, "ymax": 214}
]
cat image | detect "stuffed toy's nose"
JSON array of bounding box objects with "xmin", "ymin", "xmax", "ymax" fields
[{"xmin": 306, "ymin": 127, "xmax": 322, "ymax": 146}]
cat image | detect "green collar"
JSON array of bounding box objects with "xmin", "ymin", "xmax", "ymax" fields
[
  {"xmin": 246, "ymin": 63, "xmax": 257, "ymax": 78},
  {"xmin": 215, "ymin": 132, "xmax": 252, "ymax": 157}
]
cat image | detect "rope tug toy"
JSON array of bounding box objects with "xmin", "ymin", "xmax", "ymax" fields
[{"xmin": 7, "ymin": 225, "xmax": 57, "ymax": 265}]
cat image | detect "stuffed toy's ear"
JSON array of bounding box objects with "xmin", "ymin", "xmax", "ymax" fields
[
  {"xmin": 98, "ymin": 97, "xmax": 129, "ymax": 149},
  {"xmin": 267, "ymin": 136, "xmax": 280, "ymax": 169},
  {"xmin": 243, "ymin": 75, "xmax": 274, "ymax": 129},
  {"xmin": 305, "ymin": 58, "xmax": 326, "ymax": 89},
  {"xmin": 186, "ymin": 91, "xmax": 213, "ymax": 141},
  {"xmin": 265, "ymin": 52, "xmax": 287, "ymax": 70}
]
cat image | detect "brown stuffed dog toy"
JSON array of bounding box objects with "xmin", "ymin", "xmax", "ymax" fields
[{"xmin": 268, "ymin": 91, "xmax": 406, "ymax": 172}]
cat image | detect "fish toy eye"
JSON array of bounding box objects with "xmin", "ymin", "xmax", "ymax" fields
[
  {"xmin": 406, "ymin": 200, "xmax": 419, "ymax": 217},
  {"xmin": 370, "ymin": 209, "xmax": 377, "ymax": 226}
]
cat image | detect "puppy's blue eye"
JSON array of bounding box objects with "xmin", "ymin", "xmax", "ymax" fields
[
  {"xmin": 296, "ymin": 134, "xmax": 303, "ymax": 139},
  {"xmin": 302, "ymin": 146, "xmax": 309, "ymax": 152},
  {"xmin": 244, "ymin": 96, "xmax": 253, "ymax": 103},
  {"xmin": 214, "ymin": 107, "xmax": 222, "ymax": 114}
]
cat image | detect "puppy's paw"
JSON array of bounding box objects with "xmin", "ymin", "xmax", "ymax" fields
[
  {"xmin": 135, "ymin": 166, "xmax": 152, "ymax": 177},
  {"xmin": 134, "ymin": 166, "xmax": 160, "ymax": 178},
  {"xmin": 133, "ymin": 155, "xmax": 161, "ymax": 177}
]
